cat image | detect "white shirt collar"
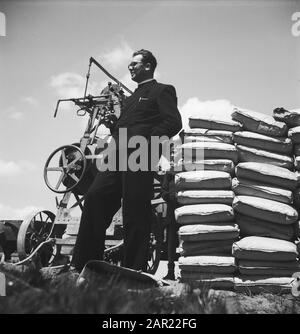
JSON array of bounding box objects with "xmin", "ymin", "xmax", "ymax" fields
[{"xmin": 138, "ymin": 78, "xmax": 155, "ymax": 86}]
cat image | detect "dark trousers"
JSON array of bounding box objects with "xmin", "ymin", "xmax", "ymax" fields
[{"xmin": 72, "ymin": 169, "xmax": 154, "ymax": 272}]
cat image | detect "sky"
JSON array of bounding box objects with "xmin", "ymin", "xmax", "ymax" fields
[{"xmin": 0, "ymin": 0, "xmax": 299, "ymax": 219}]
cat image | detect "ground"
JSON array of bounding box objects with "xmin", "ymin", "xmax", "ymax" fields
[{"xmin": 1, "ymin": 259, "xmax": 300, "ymax": 314}]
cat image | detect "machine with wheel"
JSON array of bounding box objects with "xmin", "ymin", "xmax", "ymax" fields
[{"xmin": 15, "ymin": 57, "xmax": 168, "ymax": 275}]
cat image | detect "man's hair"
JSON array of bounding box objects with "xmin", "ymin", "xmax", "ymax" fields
[{"xmin": 132, "ymin": 49, "xmax": 157, "ymax": 73}]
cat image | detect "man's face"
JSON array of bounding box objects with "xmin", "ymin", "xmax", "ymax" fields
[{"xmin": 128, "ymin": 54, "xmax": 150, "ymax": 83}]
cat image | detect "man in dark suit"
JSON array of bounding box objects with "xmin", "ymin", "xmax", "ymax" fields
[{"xmin": 72, "ymin": 49, "xmax": 182, "ymax": 272}]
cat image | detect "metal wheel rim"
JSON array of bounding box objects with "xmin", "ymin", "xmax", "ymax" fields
[
  {"xmin": 17, "ymin": 210, "xmax": 56, "ymax": 263},
  {"xmin": 44, "ymin": 145, "xmax": 87, "ymax": 194}
]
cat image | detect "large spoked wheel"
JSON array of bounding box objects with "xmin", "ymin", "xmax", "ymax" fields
[
  {"xmin": 44, "ymin": 145, "xmax": 87, "ymax": 193},
  {"xmin": 17, "ymin": 210, "xmax": 64, "ymax": 266},
  {"xmin": 147, "ymin": 211, "xmax": 164, "ymax": 275}
]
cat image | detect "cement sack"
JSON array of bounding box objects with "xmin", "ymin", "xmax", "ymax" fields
[
  {"xmin": 234, "ymin": 276, "xmax": 292, "ymax": 294},
  {"xmin": 233, "ymin": 131, "xmax": 293, "ymax": 154},
  {"xmin": 232, "ymin": 196, "xmax": 298, "ymax": 225},
  {"xmin": 273, "ymin": 107, "xmax": 300, "ymax": 128},
  {"xmin": 296, "ymin": 172, "xmax": 300, "ymax": 187},
  {"xmin": 231, "ymin": 107, "xmax": 287, "ymax": 137},
  {"xmin": 175, "ymin": 204, "xmax": 235, "ymax": 225},
  {"xmin": 188, "ymin": 116, "xmax": 242, "ymax": 132},
  {"xmin": 288, "ymin": 126, "xmax": 300, "ymax": 144},
  {"xmin": 294, "ymin": 144, "xmax": 300, "ymax": 156},
  {"xmin": 180, "ymin": 273, "xmax": 234, "ymax": 290},
  {"xmin": 232, "ymin": 178, "xmax": 293, "ymax": 204},
  {"xmin": 293, "ymin": 187, "xmax": 300, "ymax": 208},
  {"xmin": 236, "ymin": 213, "xmax": 298, "ymax": 241},
  {"xmin": 175, "ymin": 171, "xmax": 231, "ymax": 190},
  {"xmin": 178, "ymin": 255, "xmax": 236, "ymax": 274},
  {"xmin": 236, "ymin": 145, "xmax": 294, "ymax": 170},
  {"xmin": 182, "ymin": 128, "xmax": 233, "ymax": 144},
  {"xmin": 173, "ymin": 159, "xmax": 235, "ymax": 175},
  {"xmin": 296, "ymin": 157, "xmax": 300, "ymax": 171},
  {"xmin": 232, "ymin": 236, "xmax": 298, "ymax": 261},
  {"xmin": 179, "ymin": 142, "xmax": 238, "ymax": 164},
  {"xmin": 183, "ymin": 135, "xmax": 229, "ymax": 144},
  {"xmin": 238, "ymin": 259, "xmax": 300, "ymax": 277},
  {"xmin": 178, "ymin": 223, "xmax": 239, "ymax": 241},
  {"xmin": 180, "ymin": 239, "xmax": 236, "ymax": 256},
  {"xmin": 177, "ymin": 190, "xmax": 235, "ymax": 205},
  {"xmin": 235, "ymin": 162, "xmax": 297, "ymax": 190},
  {"xmin": 296, "ymin": 239, "xmax": 300, "ymax": 254}
]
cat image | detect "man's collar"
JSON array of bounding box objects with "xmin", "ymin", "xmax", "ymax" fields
[{"xmin": 138, "ymin": 78, "xmax": 156, "ymax": 86}]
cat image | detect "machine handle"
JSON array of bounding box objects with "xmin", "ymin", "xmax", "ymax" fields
[{"xmin": 90, "ymin": 57, "xmax": 133, "ymax": 95}]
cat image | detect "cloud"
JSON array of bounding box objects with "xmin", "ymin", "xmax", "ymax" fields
[
  {"xmin": 51, "ymin": 72, "xmax": 93, "ymax": 98},
  {"xmin": 100, "ymin": 41, "xmax": 134, "ymax": 71},
  {"xmin": 0, "ymin": 160, "xmax": 37, "ymax": 177},
  {"xmin": 179, "ymin": 98, "xmax": 236, "ymax": 130},
  {"xmin": 50, "ymin": 72, "xmax": 102, "ymax": 110},
  {"xmin": 2, "ymin": 106, "xmax": 19, "ymax": 120},
  {"xmin": 23, "ymin": 96, "xmax": 38, "ymax": 107},
  {"xmin": 2, "ymin": 98, "xmax": 38, "ymax": 121},
  {"xmin": 0, "ymin": 203, "xmax": 43, "ymax": 220},
  {"xmin": 10, "ymin": 111, "xmax": 23, "ymax": 120}
]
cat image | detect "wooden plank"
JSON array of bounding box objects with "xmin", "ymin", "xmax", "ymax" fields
[
  {"xmin": 60, "ymin": 245, "xmax": 74, "ymax": 255},
  {"xmin": 151, "ymin": 197, "xmax": 166, "ymax": 206},
  {"xmin": 66, "ymin": 223, "xmax": 80, "ymax": 235},
  {"xmin": 55, "ymin": 216, "xmax": 81, "ymax": 225},
  {"xmin": 56, "ymin": 237, "xmax": 76, "ymax": 245},
  {"xmin": 64, "ymin": 223, "xmax": 118, "ymax": 237}
]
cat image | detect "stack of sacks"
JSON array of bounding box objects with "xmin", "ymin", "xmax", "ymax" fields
[
  {"xmin": 175, "ymin": 112, "xmax": 242, "ymax": 175},
  {"xmin": 273, "ymin": 107, "xmax": 300, "ymax": 249},
  {"xmin": 232, "ymin": 162, "xmax": 299, "ymax": 242},
  {"xmin": 286, "ymin": 123, "xmax": 300, "ymax": 212},
  {"xmin": 233, "ymin": 237, "xmax": 298, "ymax": 293},
  {"xmin": 175, "ymin": 170, "xmax": 239, "ymax": 289},
  {"xmin": 232, "ymin": 107, "xmax": 294, "ymax": 170},
  {"xmin": 273, "ymin": 107, "xmax": 300, "ymax": 172},
  {"xmin": 178, "ymin": 256, "xmax": 236, "ymax": 290},
  {"xmin": 273, "ymin": 107, "xmax": 300, "ymax": 128},
  {"xmin": 232, "ymin": 162, "xmax": 300, "ymax": 292},
  {"xmin": 172, "ymin": 112, "xmax": 242, "ymax": 289}
]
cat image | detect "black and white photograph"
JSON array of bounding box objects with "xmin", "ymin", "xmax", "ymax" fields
[{"xmin": 0, "ymin": 0, "xmax": 300, "ymax": 317}]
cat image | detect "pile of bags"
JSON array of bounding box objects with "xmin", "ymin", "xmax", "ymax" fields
[
  {"xmin": 175, "ymin": 113, "xmax": 240, "ymax": 289},
  {"xmin": 274, "ymin": 108, "xmax": 300, "ymax": 211},
  {"xmin": 174, "ymin": 107, "xmax": 300, "ymax": 293},
  {"xmin": 232, "ymin": 108, "xmax": 293, "ymax": 169},
  {"xmin": 232, "ymin": 236, "xmax": 298, "ymax": 293},
  {"xmin": 231, "ymin": 108, "xmax": 300, "ymax": 292}
]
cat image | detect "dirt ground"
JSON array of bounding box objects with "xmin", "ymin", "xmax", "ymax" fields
[
  {"xmin": 155, "ymin": 261, "xmax": 300, "ymax": 314},
  {"xmin": 2, "ymin": 259, "xmax": 300, "ymax": 314}
]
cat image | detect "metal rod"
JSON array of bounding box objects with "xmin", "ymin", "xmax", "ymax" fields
[
  {"xmin": 90, "ymin": 57, "xmax": 133, "ymax": 95},
  {"xmin": 83, "ymin": 58, "xmax": 92, "ymax": 103}
]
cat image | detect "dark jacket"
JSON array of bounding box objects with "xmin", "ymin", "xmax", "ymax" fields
[{"xmin": 112, "ymin": 79, "xmax": 182, "ymax": 140}]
